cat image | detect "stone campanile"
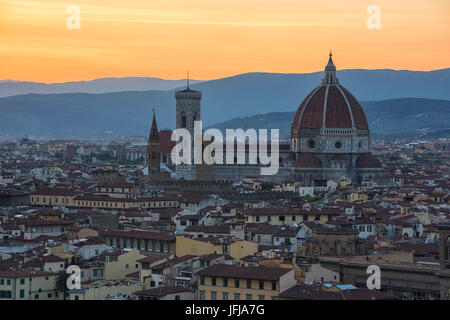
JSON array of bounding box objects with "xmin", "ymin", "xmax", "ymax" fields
[
  {"xmin": 175, "ymin": 76, "xmax": 201, "ymax": 136},
  {"xmin": 174, "ymin": 74, "xmax": 202, "ymax": 180}
]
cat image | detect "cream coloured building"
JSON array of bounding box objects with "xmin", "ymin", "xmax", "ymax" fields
[
  {"xmin": 104, "ymin": 249, "xmax": 146, "ymax": 281},
  {"xmin": 0, "ymin": 270, "xmax": 59, "ymax": 300},
  {"xmin": 175, "ymin": 236, "xmax": 258, "ymax": 261},
  {"xmin": 196, "ymin": 264, "xmax": 296, "ymax": 300}
]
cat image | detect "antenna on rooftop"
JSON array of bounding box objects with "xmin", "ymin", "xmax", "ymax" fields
[{"xmin": 187, "ymin": 71, "xmax": 190, "ymax": 89}]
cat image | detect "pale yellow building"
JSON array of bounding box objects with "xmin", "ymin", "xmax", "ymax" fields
[
  {"xmin": 196, "ymin": 264, "xmax": 295, "ymax": 300},
  {"xmin": 30, "ymin": 188, "xmax": 74, "ymax": 207},
  {"xmin": 244, "ymin": 208, "xmax": 333, "ymax": 225},
  {"xmin": 175, "ymin": 236, "xmax": 258, "ymax": 261},
  {"xmin": 0, "ymin": 270, "xmax": 60, "ymax": 300},
  {"xmin": 104, "ymin": 249, "xmax": 147, "ymax": 281},
  {"xmin": 68, "ymin": 280, "xmax": 142, "ymax": 300}
]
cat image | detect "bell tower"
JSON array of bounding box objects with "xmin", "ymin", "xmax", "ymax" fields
[
  {"xmin": 175, "ymin": 72, "xmax": 201, "ymax": 136},
  {"xmin": 174, "ymin": 72, "xmax": 202, "ymax": 180},
  {"xmin": 147, "ymin": 110, "xmax": 161, "ymax": 181}
]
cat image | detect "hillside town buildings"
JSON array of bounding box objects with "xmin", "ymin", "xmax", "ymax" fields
[{"xmin": 0, "ymin": 56, "xmax": 449, "ymax": 301}]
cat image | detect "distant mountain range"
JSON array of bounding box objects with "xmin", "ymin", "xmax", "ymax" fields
[
  {"xmin": 210, "ymin": 98, "xmax": 450, "ymax": 139},
  {"xmin": 0, "ymin": 77, "xmax": 203, "ymax": 97},
  {"xmin": 0, "ymin": 68, "xmax": 449, "ymax": 138}
]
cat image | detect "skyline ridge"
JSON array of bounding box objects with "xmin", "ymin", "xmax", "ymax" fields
[{"xmin": 1, "ymin": 67, "xmax": 450, "ymax": 85}]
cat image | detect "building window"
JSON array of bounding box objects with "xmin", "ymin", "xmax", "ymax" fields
[
  {"xmin": 211, "ymin": 291, "xmax": 217, "ymax": 300},
  {"xmin": 246, "ymin": 294, "xmax": 252, "ymax": 300},
  {"xmin": 279, "ymin": 216, "xmax": 285, "ymax": 222},
  {"xmin": 258, "ymin": 295, "xmax": 265, "ymax": 300},
  {"xmin": 211, "ymin": 278, "xmax": 216, "ymax": 286},
  {"xmin": 20, "ymin": 290, "xmax": 24, "ymax": 298},
  {"xmin": 222, "ymin": 292, "xmax": 228, "ymax": 300},
  {"xmin": 272, "ymin": 281, "xmax": 277, "ymax": 291},
  {"xmin": 234, "ymin": 293, "xmax": 240, "ymax": 300},
  {"xmin": 20, "ymin": 279, "xmax": 25, "ymax": 285},
  {"xmin": 235, "ymin": 279, "xmax": 240, "ymax": 288},
  {"xmin": 223, "ymin": 278, "xmax": 228, "ymax": 287},
  {"xmin": 199, "ymin": 291, "xmax": 205, "ymax": 300},
  {"xmin": 200, "ymin": 276, "xmax": 205, "ymax": 285},
  {"xmin": 247, "ymin": 279, "xmax": 252, "ymax": 289},
  {"xmin": 34, "ymin": 294, "xmax": 39, "ymax": 300},
  {"xmin": 181, "ymin": 113, "xmax": 187, "ymax": 128},
  {"xmin": 259, "ymin": 280, "xmax": 264, "ymax": 290}
]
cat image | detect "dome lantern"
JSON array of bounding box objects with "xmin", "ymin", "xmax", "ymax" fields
[{"xmin": 322, "ymin": 51, "xmax": 339, "ymax": 85}]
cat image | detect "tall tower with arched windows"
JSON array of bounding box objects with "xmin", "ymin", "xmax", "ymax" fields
[
  {"xmin": 174, "ymin": 75, "xmax": 202, "ymax": 180},
  {"xmin": 175, "ymin": 76, "xmax": 201, "ymax": 136}
]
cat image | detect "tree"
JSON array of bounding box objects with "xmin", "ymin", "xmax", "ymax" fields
[{"xmin": 55, "ymin": 271, "xmax": 70, "ymax": 300}]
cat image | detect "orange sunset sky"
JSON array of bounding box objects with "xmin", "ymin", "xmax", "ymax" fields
[{"xmin": 0, "ymin": 0, "xmax": 449, "ymax": 82}]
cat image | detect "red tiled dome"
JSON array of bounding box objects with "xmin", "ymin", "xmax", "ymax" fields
[
  {"xmin": 294, "ymin": 152, "xmax": 322, "ymax": 168},
  {"xmin": 356, "ymin": 153, "xmax": 381, "ymax": 168},
  {"xmin": 292, "ymin": 85, "xmax": 369, "ymax": 132},
  {"xmin": 291, "ymin": 53, "xmax": 369, "ymax": 137}
]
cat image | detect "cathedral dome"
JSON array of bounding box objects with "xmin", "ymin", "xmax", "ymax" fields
[{"xmin": 291, "ymin": 53, "xmax": 369, "ymax": 136}]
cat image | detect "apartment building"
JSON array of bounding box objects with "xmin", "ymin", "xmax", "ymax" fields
[
  {"xmin": 196, "ymin": 264, "xmax": 295, "ymax": 300},
  {"xmin": 0, "ymin": 270, "xmax": 59, "ymax": 300}
]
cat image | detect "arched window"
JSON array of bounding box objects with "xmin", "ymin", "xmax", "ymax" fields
[{"xmin": 181, "ymin": 112, "xmax": 187, "ymax": 128}]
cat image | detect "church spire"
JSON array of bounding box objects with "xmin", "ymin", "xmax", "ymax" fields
[
  {"xmin": 187, "ymin": 70, "xmax": 190, "ymax": 89},
  {"xmin": 149, "ymin": 109, "xmax": 159, "ymax": 143},
  {"xmin": 322, "ymin": 51, "xmax": 338, "ymax": 85}
]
